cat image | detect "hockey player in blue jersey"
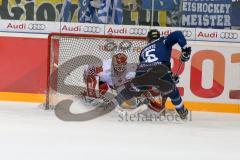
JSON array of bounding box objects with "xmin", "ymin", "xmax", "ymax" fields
[
  {"xmin": 113, "ymin": 29, "xmax": 191, "ymax": 120},
  {"xmin": 138, "ymin": 29, "xmax": 191, "ymax": 119}
]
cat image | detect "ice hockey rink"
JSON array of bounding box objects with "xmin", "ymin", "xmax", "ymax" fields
[{"xmin": 0, "ymin": 101, "xmax": 240, "ymax": 160}]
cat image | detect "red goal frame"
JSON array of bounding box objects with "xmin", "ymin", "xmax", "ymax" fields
[{"xmin": 46, "ymin": 33, "xmax": 146, "ymax": 109}]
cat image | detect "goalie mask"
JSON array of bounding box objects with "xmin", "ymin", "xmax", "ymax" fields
[{"xmin": 112, "ymin": 53, "xmax": 127, "ymax": 73}]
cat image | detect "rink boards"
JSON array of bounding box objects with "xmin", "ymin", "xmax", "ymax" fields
[{"xmin": 0, "ymin": 32, "xmax": 239, "ymax": 113}]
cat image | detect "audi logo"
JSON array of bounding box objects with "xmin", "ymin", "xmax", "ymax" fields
[
  {"xmin": 220, "ymin": 32, "xmax": 238, "ymax": 39},
  {"xmin": 129, "ymin": 28, "xmax": 148, "ymax": 35},
  {"xmin": 83, "ymin": 26, "xmax": 101, "ymax": 33},
  {"xmin": 181, "ymin": 30, "xmax": 192, "ymax": 38},
  {"xmin": 28, "ymin": 23, "xmax": 46, "ymax": 31}
]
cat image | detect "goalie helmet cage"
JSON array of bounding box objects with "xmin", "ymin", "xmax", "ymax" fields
[{"xmin": 46, "ymin": 33, "xmax": 147, "ymax": 109}]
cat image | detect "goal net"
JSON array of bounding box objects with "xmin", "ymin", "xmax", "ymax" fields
[{"xmin": 46, "ymin": 33, "xmax": 147, "ymax": 109}]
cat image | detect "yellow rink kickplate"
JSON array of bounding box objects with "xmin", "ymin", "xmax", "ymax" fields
[
  {"xmin": 0, "ymin": 92, "xmax": 45, "ymax": 103},
  {"xmin": 0, "ymin": 92, "xmax": 239, "ymax": 113}
]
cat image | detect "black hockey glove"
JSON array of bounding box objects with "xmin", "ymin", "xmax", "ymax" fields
[
  {"xmin": 180, "ymin": 46, "xmax": 191, "ymax": 62},
  {"xmin": 172, "ymin": 73, "xmax": 179, "ymax": 84}
]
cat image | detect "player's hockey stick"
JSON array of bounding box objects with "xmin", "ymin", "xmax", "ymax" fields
[
  {"xmin": 175, "ymin": 60, "xmax": 183, "ymax": 76},
  {"xmin": 171, "ymin": 58, "xmax": 184, "ymax": 85}
]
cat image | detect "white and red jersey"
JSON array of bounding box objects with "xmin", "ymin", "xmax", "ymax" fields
[{"xmin": 83, "ymin": 59, "xmax": 137, "ymax": 98}]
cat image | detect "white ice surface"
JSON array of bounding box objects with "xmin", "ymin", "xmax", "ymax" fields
[{"xmin": 0, "ymin": 101, "xmax": 240, "ymax": 160}]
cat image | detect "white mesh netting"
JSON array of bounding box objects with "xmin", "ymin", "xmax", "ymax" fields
[{"xmin": 47, "ymin": 34, "xmax": 147, "ymax": 107}]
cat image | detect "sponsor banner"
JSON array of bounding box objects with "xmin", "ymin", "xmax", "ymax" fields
[
  {"xmin": 105, "ymin": 25, "xmax": 195, "ymax": 40},
  {"xmin": 0, "ymin": 20, "xmax": 58, "ymax": 33},
  {"xmin": 60, "ymin": 22, "xmax": 105, "ymax": 35},
  {"xmin": 196, "ymin": 28, "xmax": 240, "ymax": 42},
  {"xmin": 0, "ymin": 19, "xmax": 240, "ymax": 43},
  {"xmin": 127, "ymin": 25, "xmax": 150, "ymax": 37},
  {"xmin": 0, "ymin": 20, "xmax": 106, "ymax": 35},
  {"xmin": 181, "ymin": 0, "xmax": 232, "ymax": 29},
  {"xmin": 105, "ymin": 24, "xmax": 150, "ymax": 37},
  {"xmin": 150, "ymin": 26, "xmax": 196, "ymax": 40},
  {"xmin": 175, "ymin": 27, "xmax": 196, "ymax": 41}
]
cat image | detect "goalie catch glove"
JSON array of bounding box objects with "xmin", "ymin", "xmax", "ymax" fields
[{"xmin": 180, "ymin": 46, "xmax": 191, "ymax": 62}]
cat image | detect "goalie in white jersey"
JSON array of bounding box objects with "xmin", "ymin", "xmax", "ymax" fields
[{"xmin": 82, "ymin": 53, "xmax": 137, "ymax": 108}]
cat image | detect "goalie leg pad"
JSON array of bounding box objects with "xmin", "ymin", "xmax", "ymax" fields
[{"xmin": 143, "ymin": 90, "xmax": 167, "ymax": 113}]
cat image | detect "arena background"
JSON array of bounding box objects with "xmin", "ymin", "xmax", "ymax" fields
[{"xmin": 0, "ymin": 0, "xmax": 239, "ymax": 113}]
